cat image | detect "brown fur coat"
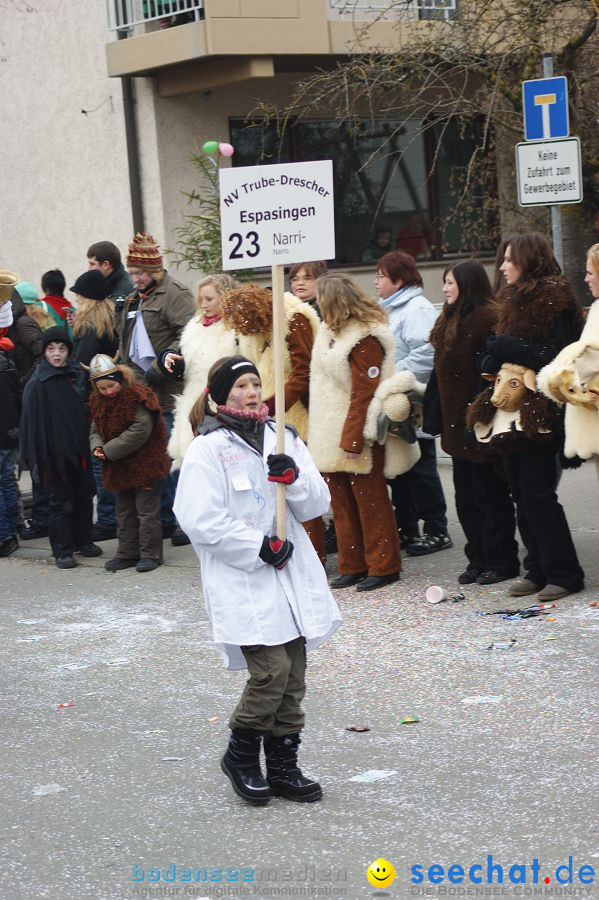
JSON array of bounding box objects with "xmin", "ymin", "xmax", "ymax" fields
[
  {"xmin": 89, "ymin": 382, "xmax": 170, "ymax": 491},
  {"xmin": 495, "ymin": 275, "xmax": 578, "ymax": 340},
  {"xmin": 467, "ymin": 276, "xmax": 580, "ymax": 452},
  {"xmin": 435, "ymin": 305, "xmax": 497, "ymax": 462}
]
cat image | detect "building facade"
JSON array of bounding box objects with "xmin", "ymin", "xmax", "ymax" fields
[{"xmin": 2, "ymin": 0, "xmax": 497, "ymax": 299}]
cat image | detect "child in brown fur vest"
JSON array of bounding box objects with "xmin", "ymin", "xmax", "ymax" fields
[{"xmin": 87, "ymin": 355, "xmax": 170, "ymax": 573}]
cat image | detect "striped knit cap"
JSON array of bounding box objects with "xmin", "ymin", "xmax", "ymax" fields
[{"xmin": 126, "ymin": 232, "xmax": 164, "ymax": 274}]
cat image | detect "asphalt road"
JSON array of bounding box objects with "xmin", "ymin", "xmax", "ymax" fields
[{"xmin": 2, "ymin": 462, "xmax": 598, "ymax": 900}]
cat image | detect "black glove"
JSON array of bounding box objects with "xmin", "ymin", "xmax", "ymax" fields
[
  {"xmin": 259, "ymin": 535, "xmax": 294, "ymax": 570},
  {"xmin": 267, "ymin": 453, "xmax": 299, "ymax": 485},
  {"xmin": 145, "ymin": 366, "xmax": 163, "ymax": 388}
]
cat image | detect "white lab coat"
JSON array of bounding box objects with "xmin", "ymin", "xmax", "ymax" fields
[{"xmin": 174, "ymin": 420, "xmax": 341, "ymax": 670}]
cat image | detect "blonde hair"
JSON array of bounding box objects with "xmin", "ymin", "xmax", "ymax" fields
[
  {"xmin": 195, "ymin": 274, "xmax": 239, "ymax": 319},
  {"xmin": 316, "ymin": 273, "xmax": 387, "ymax": 334},
  {"xmin": 587, "ymin": 244, "xmax": 599, "ymax": 276},
  {"xmin": 73, "ymin": 297, "xmax": 116, "ymax": 340}
]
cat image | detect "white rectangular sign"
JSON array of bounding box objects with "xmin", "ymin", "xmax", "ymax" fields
[
  {"xmin": 515, "ymin": 137, "xmax": 582, "ymax": 206},
  {"xmin": 219, "ymin": 160, "xmax": 335, "ymax": 270}
]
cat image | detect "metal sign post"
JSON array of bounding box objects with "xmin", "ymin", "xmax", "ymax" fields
[{"xmin": 518, "ymin": 55, "xmax": 580, "ymax": 271}]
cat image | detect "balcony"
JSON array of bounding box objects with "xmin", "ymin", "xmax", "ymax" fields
[{"xmin": 105, "ymin": 0, "xmax": 457, "ymax": 95}]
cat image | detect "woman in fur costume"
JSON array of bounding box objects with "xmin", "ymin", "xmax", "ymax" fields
[
  {"xmin": 538, "ymin": 243, "xmax": 599, "ymax": 465},
  {"xmin": 308, "ymin": 273, "xmax": 408, "ymax": 592},
  {"xmin": 164, "ymin": 274, "xmax": 239, "ymax": 471},
  {"xmin": 472, "ymin": 233, "xmax": 584, "ymax": 602},
  {"xmin": 431, "ymin": 260, "xmax": 518, "ymax": 587},
  {"xmin": 220, "ymin": 283, "xmax": 326, "ymax": 562},
  {"xmin": 88, "ymin": 355, "xmax": 170, "ymax": 574}
]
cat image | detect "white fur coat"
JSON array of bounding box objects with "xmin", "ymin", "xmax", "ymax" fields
[
  {"xmin": 168, "ymin": 316, "xmax": 238, "ymax": 470},
  {"xmin": 538, "ymin": 300, "xmax": 599, "ymax": 459},
  {"xmin": 308, "ymin": 320, "xmax": 420, "ymax": 477}
]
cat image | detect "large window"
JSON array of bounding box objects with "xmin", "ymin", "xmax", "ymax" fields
[{"xmin": 230, "ymin": 117, "xmax": 496, "ymax": 266}]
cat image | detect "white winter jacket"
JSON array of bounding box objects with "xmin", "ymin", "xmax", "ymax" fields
[{"xmin": 173, "ymin": 420, "xmax": 341, "ymax": 670}]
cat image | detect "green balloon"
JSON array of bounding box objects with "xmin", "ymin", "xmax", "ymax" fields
[{"xmin": 202, "ymin": 140, "xmax": 219, "ymax": 155}]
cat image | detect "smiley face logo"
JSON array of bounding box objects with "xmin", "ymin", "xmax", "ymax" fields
[{"xmin": 366, "ymin": 858, "xmax": 395, "ymax": 888}]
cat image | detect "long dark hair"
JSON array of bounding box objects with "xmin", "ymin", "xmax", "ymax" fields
[
  {"xmin": 505, "ymin": 233, "xmax": 560, "ymax": 293},
  {"xmin": 430, "ymin": 260, "xmax": 497, "ymax": 351}
]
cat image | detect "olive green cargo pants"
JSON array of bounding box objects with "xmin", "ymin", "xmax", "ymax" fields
[{"xmin": 228, "ymin": 637, "xmax": 306, "ymax": 737}]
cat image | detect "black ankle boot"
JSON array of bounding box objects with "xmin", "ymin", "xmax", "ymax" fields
[
  {"xmin": 264, "ymin": 734, "xmax": 322, "ymax": 803},
  {"xmin": 220, "ymin": 730, "xmax": 271, "ymax": 806}
]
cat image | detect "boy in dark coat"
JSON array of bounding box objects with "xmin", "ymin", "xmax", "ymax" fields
[
  {"xmin": 0, "ymin": 336, "xmax": 21, "ymax": 556},
  {"xmin": 20, "ymin": 327, "xmax": 101, "ymax": 568}
]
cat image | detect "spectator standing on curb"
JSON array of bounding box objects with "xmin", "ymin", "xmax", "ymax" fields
[
  {"xmin": 40, "ymin": 270, "xmax": 76, "ymax": 338},
  {"xmin": 71, "ymin": 269, "xmax": 120, "ymax": 541},
  {"xmin": 87, "ymin": 240, "xmax": 134, "ymax": 325},
  {"xmin": 88, "ymin": 354, "xmax": 169, "ymax": 574},
  {"xmin": 19, "ymin": 327, "xmax": 101, "ymax": 569},
  {"xmin": 473, "ymin": 233, "xmax": 584, "ymax": 602},
  {"xmin": 308, "ymin": 273, "xmax": 408, "ymax": 592},
  {"xmin": 165, "ymin": 273, "xmax": 239, "ymax": 472},
  {"xmin": 0, "ymin": 332, "xmax": 20, "ymax": 557},
  {"xmin": 120, "ymin": 232, "xmax": 195, "ymax": 545},
  {"xmin": 10, "ymin": 285, "xmax": 43, "ymax": 383},
  {"xmin": 430, "ymin": 260, "xmax": 518, "ymax": 586},
  {"xmin": 375, "ymin": 250, "xmax": 452, "ymax": 557}
]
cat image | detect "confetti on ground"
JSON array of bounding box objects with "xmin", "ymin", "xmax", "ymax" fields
[
  {"xmin": 345, "ymin": 725, "xmax": 370, "ymax": 732},
  {"xmin": 486, "ymin": 639, "xmax": 517, "ymax": 650},
  {"xmin": 62, "ymin": 663, "xmax": 89, "ymax": 671},
  {"xmin": 349, "ymin": 769, "xmax": 397, "ymax": 783},
  {"xmin": 462, "ymin": 695, "xmax": 503, "ymax": 705},
  {"xmin": 56, "ymin": 702, "xmax": 75, "ymax": 710},
  {"xmin": 32, "ymin": 784, "xmax": 66, "ymax": 796},
  {"xmin": 400, "ymin": 716, "xmax": 420, "ymax": 724},
  {"xmin": 208, "ymin": 717, "xmax": 219, "ymax": 724},
  {"xmin": 161, "ymin": 757, "xmax": 185, "ymax": 762},
  {"xmin": 544, "ymin": 636, "xmax": 558, "ymax": 641}
]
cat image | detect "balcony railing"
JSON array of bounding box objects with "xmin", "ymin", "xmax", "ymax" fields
[
  {"xmin": 106, "ymin": 0, "xmax": 204, "ymax": 34},
  {"xmin": 328, "ymin": 0, "xmax": 458, "ymax": 21}
]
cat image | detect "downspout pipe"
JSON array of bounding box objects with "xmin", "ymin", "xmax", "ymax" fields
[{"xmin": 118, "ymin": 24, "xmax": 144, "ymax": 232}]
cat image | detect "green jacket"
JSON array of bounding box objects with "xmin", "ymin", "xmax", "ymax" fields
[{"xmin": 119, "ymin": 272, "xmax": 194, "ymax": 413}]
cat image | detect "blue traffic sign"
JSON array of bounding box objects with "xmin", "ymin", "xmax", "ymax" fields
[{"xmin": 522, "ymin": 77, "xmax": 569, "ymax": 140}]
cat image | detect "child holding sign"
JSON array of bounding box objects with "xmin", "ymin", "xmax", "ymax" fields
[{"xmin": 174, "ymin": 356, "xmax": 341, "ymax": 806}]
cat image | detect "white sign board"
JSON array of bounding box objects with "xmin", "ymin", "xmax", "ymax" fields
[
  {"xmin": 515, "ymin": 137, "xmax": 582, "ymax": 206},
  {"xmin": 219, "ymin": 160, "xmax": 335, "ymax": 270}
]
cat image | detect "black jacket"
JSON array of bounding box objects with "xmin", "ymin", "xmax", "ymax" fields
[
  {"xmin": 20, "ymin": 359, "xmax": 92, "ymax": 487},
  {"xmin": 9, "ymin": 291, "xmax": 43, "ymax": 383},
  {"xmin": 73, "ymin": 326, "xmax": 119, "ymax": 369},
  {"xmin": 0, "ymin": 351, "xmax": 20, "ymax": 449},
  {"xmin": 105, "ymin": 265, "xmax": 134, "ymax": 302}
]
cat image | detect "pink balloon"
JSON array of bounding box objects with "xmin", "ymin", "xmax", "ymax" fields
[{"xmin": 218, "ymin": 142, "xmax": 235, "ymax": 157}]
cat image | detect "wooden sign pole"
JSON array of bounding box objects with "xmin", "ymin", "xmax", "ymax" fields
[{"xmin": 271, "ymin": 264, "xmax": 287, "ymax": 539}]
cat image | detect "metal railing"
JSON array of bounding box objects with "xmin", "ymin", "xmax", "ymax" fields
[
  {"xmin": 106, "ymin": 0, "xmax": 204, "ymax": 34},
  {"xmin": 328, "ymin": 0, "xmax": 458, "ymax": 21}
]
